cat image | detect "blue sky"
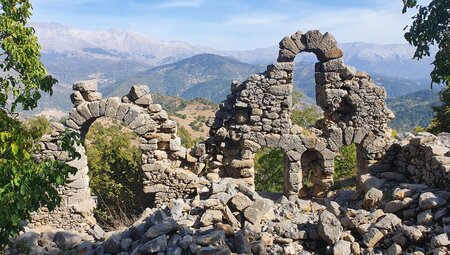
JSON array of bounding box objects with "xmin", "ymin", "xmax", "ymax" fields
[{"xmin": 30, "ymin": 0, "xmax": 417, "ymax": 50}]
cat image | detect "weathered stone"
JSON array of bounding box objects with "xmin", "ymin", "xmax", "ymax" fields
[
  {"xmin": 84, "ymin": 91, "xmax": 102, "ymax": 101},
  {"xmin": 279, "ymin": 36, "xmax": 300, "ymax": 54},
  {"xmin": 417, "ymin": 209, "xmax": 433, "ymax": 225},
  {"xmin": 200, "ymin": 209, "xmax": 222, "ymax": 226},
  {"xmin": 419, "ymin": 192, "xmax": 446, "ymax": 209},
  {"xmin": 73, "ymin": 80, "xmax": 97, "ymax": 92},
  {"xmin": 318, "ymin": 210, "xmax": 342, "ymax": 245},
  {"xmin": 145, "ymin": 218, "xmax": 179, "ymax": 239},
  {"xmin": 333, "ymin": 240, "xmax": 352, "ymax": 255},
  {"xmin": 384, "ymin": 197, "xmax": 413, "ymax": 213},
  {"xmin": 386, "ymin": 243, "xmax": 402, "ymax": 255},
  {"xmin": 130, "ymin": 85, "xmax": 149, "ymax": 100},
  {"xmin": 400, "ymin": 225, "xmax": 423, "ymax": 242},
  {"xmin": 431, "ymin": 233, "xmax": 450, "ymax": 248},
  {"xmin": 234, "ymin": 230, "xmax": 252, "ymax": 254},
  {"xmin": 230, "ymin": 193, "xmax": 253, "ymax": 211},
  {"xmin": 54, "ymin": 231, "xmax": 81, "ymax": 250},
  {"xmin": 364, "ymin": 188, "xmax": 383, "ymax": 209},
  {"xmin": 374, "ymin": 213, "xmax": 401, "ymax": 231},
  {"xmin": 363, "ymin": 228, "xmax": 383, "ymax": 248},
  {"xmin": 140, "ymin": 234, "xmax": 167, "ymax": 253},
  {"xmin": 148, "ymin": 103, "xmax": 162, "ymax": 113},
  {"xmin": 104, "ymin": 234, "xmax": 123, "ymax": 254},
  {"xmin": 196, "ymin": 230, "xmax": 226, "ymax": 246},
  {"xmin": 230, "ymin": 159, "xmax": 254, "ymax": 169},
  {"xmin": 135, "ymin": 94, "xmax": 153, "ymax": 106},
  {"xmin": 304, "ymin": 30, "xmax": 323, "ymax": 50},
  {"xmin": 315, "ymin": 58, "xmax": 345, "ymax": 72},
  {"xmin": 359, "ymin": 174, "xmax": 385, "ymax": 193},
  {"xmin": 124, "ymin": 105, "xmax": 142, "ymax": 124},
  {"xmin": 243, "ymin": 198, "xmax": 274, "ymax": 225},
  {"xmin": 70, "ymin": 91, "xmax": 84, "ymax": 105},
  {"xmin": 104, "ymin": 97, "xmax": 121, "ymax": 118}
]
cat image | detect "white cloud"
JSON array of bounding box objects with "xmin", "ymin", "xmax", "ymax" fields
[{"xmin": 158, "ymin": 0, "xmax": 204, "ymax": 8}]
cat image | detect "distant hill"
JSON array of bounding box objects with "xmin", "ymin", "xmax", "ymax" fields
[
  {"xmin": 102, "ymin": 54, "xmax": 265, "ymax": 99},
  {"xmin": 34, "ymin": 22, "xmax": 434, "ymax": 85},
  {"xmin": 387, "ymin": 89, "xmax": 440, "ymax": 132},
  {"xmin": 102, "ymin": 53, "xmax": 432, "ymax": 104},
  {"xmin": 29, "ymin": 22, "xmax": 437, "ymax": 119}
]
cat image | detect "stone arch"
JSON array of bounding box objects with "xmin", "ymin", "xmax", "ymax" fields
[
  {"xmin": 66, "ymin": 81, "xmax": 212, "ymax": 205},
  {"xmin": 32, "ymin": 81, "xmax": 211, "ymax": 233},
  {"xmin": 206, "ymin": 29, "xmax": 394, "ymax": 197}
]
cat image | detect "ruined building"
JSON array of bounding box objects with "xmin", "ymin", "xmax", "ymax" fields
[{"xmin": 24, "ymin": 30, "xmax": 449, "ymax": 255}]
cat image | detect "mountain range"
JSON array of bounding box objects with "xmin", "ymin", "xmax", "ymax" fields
[{"xmin": 29, "ymin": 22, "xmax": 439, "ymax": 131}]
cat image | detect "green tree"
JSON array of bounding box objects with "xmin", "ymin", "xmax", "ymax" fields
[
  {"xmin": 254, "ymin": 148, "xmax": 284, "ymax": 192},
  {"xmin": 0, "ymin": 0, "xmax": 79, "ymax": 247},
  {"xmin": 290, "ymin": 89, "xmax": 322, "ymax": 128},
  {"xmin": 85, "ymin": 122, "xmax": 149, "ymax": 229},
  {"xmin": 290, "ymin": 107, "xmax": 322, "ymax": 128},
  {"xmin": 178, "ymin": 126, "xmax": 195, "ymax": 148},
  {"xmin": 22, "ymin": 116, "xmax": 51, "ymax": 140},
  {"xmin": 428, "ymin": 87, "xmax": 450, "ymax": 133},
  {"xmin": 402, "ymin": 0, "xmax": 449, "ymax": 133},
  {"xmin": 334, "ymin": 144, "xmax": 357, "ymax": 179}
]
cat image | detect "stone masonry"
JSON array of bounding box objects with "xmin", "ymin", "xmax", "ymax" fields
[{"xmin": 27, "ymin": 30, "xmax": 449, "ymax": 254}]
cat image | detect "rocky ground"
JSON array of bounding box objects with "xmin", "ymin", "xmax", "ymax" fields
[{"xmin": 7, "ymin": 168, "xmax": 450, "ymax": 255}]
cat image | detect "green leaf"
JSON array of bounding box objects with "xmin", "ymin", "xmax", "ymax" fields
[{"xmin": 11, "ymin": 142, "xmax": 19, "ymax": 155}]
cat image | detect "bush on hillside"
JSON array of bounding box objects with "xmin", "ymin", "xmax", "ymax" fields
[{"xmin": 85, "ymin": 121, "xmax": 150, "ymax": 229}]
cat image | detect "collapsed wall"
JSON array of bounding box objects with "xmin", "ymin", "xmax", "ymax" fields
[
  {"xmin": 31, "ymin": 124, "xmax": 96, "ymax": 233},
  {"xmin": 205, "ymin": 30, "xmax": 394, "ymax": 198},
  {"xmin": 30, "ymin": 30, "xmax": 449, "ymax": 246},
  {"xmin": 380, "ymin": 132, "xmax": 450, "ymax": 187}
]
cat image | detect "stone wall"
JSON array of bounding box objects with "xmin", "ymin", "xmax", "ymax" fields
[
  {"xmin": 205, "ymin": 30, "xmax": 394, "ymax": 198},
  {"xmin": 379, "ymin": 132, "xmax": 450, "ymax": 187},
  {"xmin": 31, "ymin": 123, "xmax": 96, "ymax": 233},
  {"xmin": 66, "ymin": 81, "xmax": 209, "ymax": 204},
  {"xmin": 31, "ymin": 30, "xmax": 449, "ymax": 239}
]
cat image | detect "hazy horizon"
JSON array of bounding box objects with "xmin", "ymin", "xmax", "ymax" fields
[{"xmin": 30, "ymin": 0, "xmax": 416, "ymax": 51}]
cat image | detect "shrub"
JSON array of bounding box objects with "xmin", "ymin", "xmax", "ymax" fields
[
  {"xmin": 334, "ymin": 144, "xmax": 357, "ymax": 179},
  {"xmin": 177, "ymin": 126, "xmax": 195, "ymax": 148},
  {"xmin": 22, "ymin": 116, "xmax": 52, "ymax": 141},
  {"xmin": 254, "ymin": 148, "xmax": 284, "ymax": 192},
  {"xmin": 290, "ymin": 107, "xmax": 322, "ymax": 128},
  {"xmin": 85, "ymin": 122, "xmax": 149, "ymax": 229}
]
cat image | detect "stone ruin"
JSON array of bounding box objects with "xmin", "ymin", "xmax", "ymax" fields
[{"xmin": 17, "ymin": 30, "xmax": 449, "ymax": 255}]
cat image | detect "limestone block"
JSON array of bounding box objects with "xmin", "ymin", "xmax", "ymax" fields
[
  {"xmin": 290, "ymin": 31, "xmax": 306, "ymax": 52},
  {"xmin": 130, "ymin": 85, "xmax": 149, "ymax": 100},
  {"xmin": 76, "ymin": 103, "xmax": 92, "ymax": 120},
  {"xmin": 267, "ymin": 84, "xmax": 292, "ymax": 96},
  {"xmin": 99, "ymin": 100, "xmax": 107, "ymax": 116},
  {"xmin": 115, "ymin": 103, "xmax": 131, "ymax": 121},
  {"xmin": 148, "ymin": 103, "xmax": 162, "ymax": 113},
  {"xmin": 277, "ymin": 49, "xmax": 296, "ymax": 62},
  {"xmin": 88, "ymin": 101, "xmax": 100, "ymax": 118},
  {"xmin": 129, "ymin": 114, "xmax": 148, "ymax": 130},
  {"xmin": 135, "ymin": 122, "xmax": 157, "ymax": 135},
  {"xmin": 83, "ymin": 91, "xmax": 102, "ymax": 102},
  {"xmin": 68, "ymin": 109, "xmax": 86, "ymax": 126},
  {"xmin": 123, "ymin": 105, "xmax": 142, "ymax": 125},
  {"xmin": 73, "ymin": 80, "xmax": 97, "ymax": 92},
  {"xmin": 279, "ymin": 36, "xmax": 300, "ymax": 54},
  {"xmin": 304, "ymin": 30, "xmax": 323, "ymax": 50},
  {"xmin": 104, "ymin": 97, "xmax": 121, "ymax": 118},
  {"xmin": 70, "ymin": 91, "xmax": 84, "ymax": 106},
  {"xmin": 135, "ymin": 94, "xmax": 153, "ymax": 106},
  {"xmin": 65, "ymin": 119, "xmax": 80, "ymax": 130},
  {"xmin": 318, "ymin": 210, "xmax": 342, "ymax": 245},
  {"xmin": 315, "ymin": 58, "xmax": 345, "ymax": 72}
]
